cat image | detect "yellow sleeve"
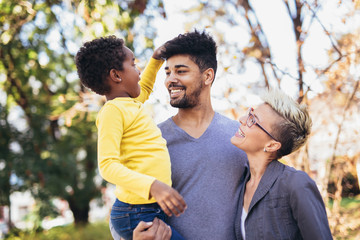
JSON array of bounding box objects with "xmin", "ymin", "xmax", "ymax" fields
[
  {"xmin": 97, "ymin": 103, "xmax": 156, "ymax": 200},
  {"xmin": 136, "ymin": 58, "xmax": 164, "ymax": 103}
]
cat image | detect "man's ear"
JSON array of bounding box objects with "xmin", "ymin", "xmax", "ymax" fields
[
  {"xmin": 109, "ymin": 69, "xmax": 122, "ymax": 84},
  {"xmin": 203, "ymin": 68, "xmax": 215, "ymax": 86},
  {"xmin": 264, "ymin": 140, "xmax": 281, "ymax": 153}
]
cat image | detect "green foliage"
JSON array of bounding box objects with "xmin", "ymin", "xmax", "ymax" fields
[
  {"xmin": 0, "ymin": 0, "xmax": 165, "ymax": 226},
  {"xmin": 328, "ymin": 196, "xmax": 360, "ymax": 209},
  {"xmin": 5, "ymin": 222, "xmax": 111, "ymax": 240},
  {"xmin": 328, "ymin": 196, "xmax": 360, "ymax": 240}
]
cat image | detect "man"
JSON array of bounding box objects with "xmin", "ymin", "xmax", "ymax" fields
[
  {"xmin": 111, "ymin": 30, "xmax": 248, "ymax": 239},
  {"xmin": 157, "ymin": 30, "xmax": 248, "ymax": 239}
]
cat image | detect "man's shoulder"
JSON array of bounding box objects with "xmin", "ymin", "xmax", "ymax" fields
[
  {"xmin": 215, "ymin": 112, "xmax": 238, "ymax": 124},
  {"xmin": 213, "ymin": 112, "xmax": 239, "ymax": 131},
  {"xmin": 158, "ymin": 117, "xmax": 172, "ymax": 130}
]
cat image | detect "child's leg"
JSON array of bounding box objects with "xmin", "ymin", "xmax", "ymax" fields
[
  {"xmin": 168, "ymin": 227, "xmax": 184, "ymax": 240},
  {"xmin": 110, "ymin": 200, "xmax": 134, "ymax": 240},
  {"xmin": 110, "ymin": 199, "xmax": 185, "ymax": 240}
]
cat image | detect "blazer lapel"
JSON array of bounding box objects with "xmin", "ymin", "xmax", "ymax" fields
[
  {"xmin": 235, "ymin": 164, "xmax": 250, "ymax": 240},
  {"xmin": 247, "ymin": 160, "xmax": 285, "ymax": 213}
]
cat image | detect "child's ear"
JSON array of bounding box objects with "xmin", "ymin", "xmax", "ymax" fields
[{"xmin": 109, "ymin": 69, "xmax": 122, "ymax": 84}]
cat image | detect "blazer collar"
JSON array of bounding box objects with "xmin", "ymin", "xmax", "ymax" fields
[{"xmin": 247, "ymin": 160, "xmax": 285, "ymax": 213}]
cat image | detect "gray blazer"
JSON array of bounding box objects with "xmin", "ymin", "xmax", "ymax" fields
[{"xmin": 235, "ymin": 160, "xmax": 332, "ymax": 240}]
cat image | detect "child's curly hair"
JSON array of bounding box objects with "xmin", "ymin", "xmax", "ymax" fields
[{"xmin": 75, "ymin": 35, "xmax": 126, "ymax": 95}]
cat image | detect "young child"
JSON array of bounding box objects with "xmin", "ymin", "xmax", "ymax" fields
[{"xmin": 75, "ymin": 36, "xmax": 186, "ymax": 240}]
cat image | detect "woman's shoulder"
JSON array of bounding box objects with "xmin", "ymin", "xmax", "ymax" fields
[
  {"xmin": 282, "ymin": 165, "xmax": 316, "ymax": 190},
  {"xmin": 281, "ymin": 164, "xmax": 316, "ymax": 188}
]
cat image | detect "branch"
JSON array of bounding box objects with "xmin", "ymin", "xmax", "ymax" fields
[
  {"xmin": 331, "ymin": 79, "xmax": 359, "ymax": 160},
  {"xmin": 319, "ymin": 49, "xmax": 360, "ymax": 74},
  {"xmin": 259, "ymin": 58, "xmax": 299, "ymax": 80},
  {"xmin": 303, "ymin": 0, "xmax": 342, "ymax": 57},
  {"xmin": 323, "ymin": 78, "xmax": 360, "ymax": 203},
  {"xmin": 234, "ymin": 0, "xmax": 281, "ymax": 86},
  {"xmin": 0, "ymin": 48, "xmax": 32, "ymax": 121}
]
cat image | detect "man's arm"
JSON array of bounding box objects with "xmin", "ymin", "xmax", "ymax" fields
[{"xmin": 133, "ymin": 218, "xmax": 171, "ymax": 240}]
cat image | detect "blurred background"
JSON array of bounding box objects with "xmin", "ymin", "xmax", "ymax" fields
[{"xmin": 0, "ymin": 0, "xmax": 359, "ymax": 239}]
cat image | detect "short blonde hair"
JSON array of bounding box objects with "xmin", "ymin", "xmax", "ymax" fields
[{"xmin": 261, "ymin": 88, "xmax": 312, "ymax": 158}]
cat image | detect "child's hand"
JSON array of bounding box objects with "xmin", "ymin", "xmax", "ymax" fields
[
  {"xmin": 150, "ymin": 180, "xmax": 187, "ymax": 217},
  {"xmin": 152, "ymin": 45, "xmax": 165, "ymax": 60}
]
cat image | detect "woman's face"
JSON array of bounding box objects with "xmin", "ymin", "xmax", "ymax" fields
[{"xmin": 231, "ymin": 103, "xmax": 279, "ymax": 154}]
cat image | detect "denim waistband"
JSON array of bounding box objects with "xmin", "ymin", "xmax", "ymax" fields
[{"xmin": 115, "ymin": 199, "xmax": 160, "ymax": 208}]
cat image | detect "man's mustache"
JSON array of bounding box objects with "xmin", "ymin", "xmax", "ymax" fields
[{"xmin": 168, "ymin": 84, "xmax": 185, "ymax": 89}]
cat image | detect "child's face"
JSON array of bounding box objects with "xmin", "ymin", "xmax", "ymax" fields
[{"xmin": 120, "ymin": 47, "xmax": 141, "ymax": 98}]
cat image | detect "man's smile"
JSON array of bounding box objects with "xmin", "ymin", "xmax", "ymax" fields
[{"xmin": 168, "ymin": 84, "xmax": 185, "ymax": 98}]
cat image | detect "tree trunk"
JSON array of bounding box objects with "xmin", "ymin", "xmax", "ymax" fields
[
  {"xmin": 67, "ymin": 198, "xmax": 90, "ymax": 225},
  {"xmin": 357, "ymin": 156, "xmax": 360, "ymax": 192},
  {"xmin": 330, "ymin": 160, "xmax": 345, "ymax": 236}
]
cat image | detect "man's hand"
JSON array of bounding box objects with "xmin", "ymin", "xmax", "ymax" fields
[
  {"xmin": 150, "ymin": 180, "xmax": 187, "ymax": 217},
  {"xmin": 133, "ymin": 218, "xmax": 171, "ymax": 240}
]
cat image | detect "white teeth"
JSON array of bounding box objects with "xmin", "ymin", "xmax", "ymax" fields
[
  {"xmin": 171, "ymin": 89, "xmax": 182, "ymax": 93},
  {"xmin": 238, "ymin": 129, "xmax": 245, "ymax": 137}
]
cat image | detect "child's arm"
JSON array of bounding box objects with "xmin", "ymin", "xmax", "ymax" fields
[
  {"xmin": 149, "ymin": 180, "xmax": 187, "ymax": 217},
  {"xmin": 96, "ymin": 104, "xmax": 156, "ymax": 200},
  {"xmin": 135, "ymin": 46, "xmax": 165, "ymax": 103}
]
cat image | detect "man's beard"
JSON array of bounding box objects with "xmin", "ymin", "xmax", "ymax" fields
[{"xmin": 170, "ymin": 82, "xmax": 203, "ymax": 109}]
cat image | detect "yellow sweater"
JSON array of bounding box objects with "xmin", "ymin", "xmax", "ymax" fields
[{"xmin": 96, "ymin": 58, "xmax": 171, "ymax": 204}]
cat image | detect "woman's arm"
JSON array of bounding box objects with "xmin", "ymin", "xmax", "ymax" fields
[{"xmin": 289, "ymin": 171, "xmax": 333, "ymax": 239}]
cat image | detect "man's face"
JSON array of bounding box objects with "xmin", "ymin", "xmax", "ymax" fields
[{"xmin": 164, "ymin": 54, "xmax": 203, "ymax": 108}]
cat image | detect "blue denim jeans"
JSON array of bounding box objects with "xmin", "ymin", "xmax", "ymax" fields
[{"xmin": 110, "ymin": 199, "xmax": 184, "ymax": 240}]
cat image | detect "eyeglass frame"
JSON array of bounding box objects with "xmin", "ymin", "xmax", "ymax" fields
[{"xmin": 246, "ymin": 107, "xmax": 279, "ymax": 142}]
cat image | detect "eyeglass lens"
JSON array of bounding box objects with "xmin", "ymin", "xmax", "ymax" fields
[{"xmin": 247, "ymin": 109, "xmax": 256, "ymax": 127}]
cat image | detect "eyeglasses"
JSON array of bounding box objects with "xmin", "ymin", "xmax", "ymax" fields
[{"xmin": 246, "ymin": 107, "xmax": 279, "ymax": 141}]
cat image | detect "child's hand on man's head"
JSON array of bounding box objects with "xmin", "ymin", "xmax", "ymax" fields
[
  {"xmin": 152, "ymin": 45, "xmax": 166, "ymax": 60},
  {"xmin": 149, "ymin": 180, "xmax": 187, "ymax": 217}
]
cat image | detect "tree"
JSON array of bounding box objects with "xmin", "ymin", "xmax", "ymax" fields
[
  {"xmin": 0, "ymin": 0, "xmax": 165, "ymax": 227},
  {"xmin": 319, "ymin": 28, "xmax": 360, "ymax": 235}
]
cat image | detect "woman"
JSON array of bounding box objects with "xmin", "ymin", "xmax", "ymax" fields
[{"xmin": 231, "ymin": 88, "xmax": 332, "ymax": 240}]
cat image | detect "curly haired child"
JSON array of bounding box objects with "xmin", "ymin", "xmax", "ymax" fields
[{"xmin": 75, "ymin": 36, "xmax": 186, "ymax": 240}]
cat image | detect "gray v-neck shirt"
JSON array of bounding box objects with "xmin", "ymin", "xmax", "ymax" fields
[{"xmin": 158, "ymin": 112, "xmax": 248, "ymax": 239}]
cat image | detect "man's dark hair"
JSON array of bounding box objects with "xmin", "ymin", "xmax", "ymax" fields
[
  {"xmin": 75, "ymin": 35, "xmax": 126, "ymax": 95},
  {"xmin": 161, "ymin": 30, "xmax": 217, "ymax": 80}
]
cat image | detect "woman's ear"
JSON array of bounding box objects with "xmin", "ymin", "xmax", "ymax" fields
[
  {"xmin": 264, "ymin": 140, "xmax": 281, "ymax": 153},
  {"xmin": 109, "ymin": 69, "xmax": 122, "ymax": 84},
  {"xmin": 203, "ymin": 68, "xmax": 215, "ymax": 86}
]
